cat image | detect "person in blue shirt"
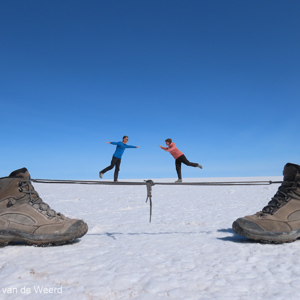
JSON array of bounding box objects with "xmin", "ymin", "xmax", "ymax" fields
[{"xmin": 99, "ymin": 136, "xmax": 139, "ymax": 182}]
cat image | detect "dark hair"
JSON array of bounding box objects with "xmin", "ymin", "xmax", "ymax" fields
[
  {"xmin": 165, "ymin": 138, "xmax": 172, "ymax": 143},
  {"xmin": 123, "ymin": 136, "xmax": 128, "ymax": 140}
]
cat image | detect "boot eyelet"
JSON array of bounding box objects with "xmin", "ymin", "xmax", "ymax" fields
[{"xmin": 7, "ymin": 200, "xmax": 13, "ymax": 208}]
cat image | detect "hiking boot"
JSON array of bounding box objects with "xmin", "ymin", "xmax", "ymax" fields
[
  {"xmin": 0, "ymin": 168, "xmax": 88, "ymax": 246},
  {"xmin": 197, "ymin": 164, "xmax": 203, "ymax": 169},
  {"xmin": 232, "ymin": 163, "xmax": 300, "ymax": 243},
  {"xmin": 175, "ymin": 179, "xmax": 182, "ymax": 183},
  {"xmin": 99, "ymin": 172, "xmax": 103, "ymax": 179}
]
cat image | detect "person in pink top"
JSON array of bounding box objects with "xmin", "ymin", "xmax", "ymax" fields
[{"xmin": 159, "ymin": 138, "xmax": 203, "ymax": 182}]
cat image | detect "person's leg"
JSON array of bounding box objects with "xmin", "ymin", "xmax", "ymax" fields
[
  {"xmin": 114, "ymin": 158, "xmax": 121, "ymax": 181},
  {"xmin": 179, "ymin": 154, "xmax": 199, "ymax": 167},
  {"xmin": 100, "ymin": 156, "xmax": 117, "ymax": 174},
  {"xmin": 175, "ymin": 158, "xmax": 182, "ymax": 179}
]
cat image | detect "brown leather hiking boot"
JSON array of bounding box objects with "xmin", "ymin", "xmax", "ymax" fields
[
  {"xmin": 0, "ymin": 168, "xmax": 88, "ymax": 246},
  {"xmin": 232, "ymin": 163, "xmax": 300, "ymax": 243}
]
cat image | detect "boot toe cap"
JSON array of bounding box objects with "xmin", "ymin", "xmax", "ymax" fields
[
  {"xmin": 232, "ymin": 218, "xmax": 265, "ymax": 239},
  {"xmin": 65, "ymin": 219, "xmax": 88, "ymax": 237}
]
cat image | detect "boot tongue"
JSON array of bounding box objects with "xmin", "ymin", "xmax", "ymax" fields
[
  {"xmin": 283, "ymin": 163, "xmax": 299, "ymax": 182},
  {"xmin": 279, "ymin": 163, "xmax": 300, "ymax": 192},
  {"xmin": 9, "ymin": 168, "xmax": 30, "ymax": 179},
  {"xmin": 262, "ymin": 163, "xmax": 300, "ymax": 215}
]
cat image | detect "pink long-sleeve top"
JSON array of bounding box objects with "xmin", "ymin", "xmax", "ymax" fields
[{"xmin": 161, "ymin": 142, "xmax": 183, "ymax": 159}]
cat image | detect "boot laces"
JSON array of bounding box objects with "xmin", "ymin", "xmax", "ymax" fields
[
  {"xmin": 261, "ymin": 182, "xmax": 297, "ymax": 215},
  {"xmin": 18, "ymin": 180, "xmax": 65, "ymax": 219}
]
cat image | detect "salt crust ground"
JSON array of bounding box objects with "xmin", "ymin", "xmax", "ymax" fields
[{"xmin": 2, "ymin": 176, "xmax": 300, "ymax": 300}]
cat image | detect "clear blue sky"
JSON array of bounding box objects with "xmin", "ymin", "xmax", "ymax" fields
[{"xmin": 1, "ymin": 0, "xmax": 300, "ymax": 180}]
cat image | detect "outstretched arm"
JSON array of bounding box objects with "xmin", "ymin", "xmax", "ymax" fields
[{"xmin": 159, "ymin": 145, "xmax": 168, "ymax": 151}]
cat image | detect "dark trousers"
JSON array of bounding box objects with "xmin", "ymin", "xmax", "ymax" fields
[
  {"xmin": 101, "ymin": 156, "xmax": 121, "ymax": 181},
  {"xmin": 175, "ymin": 154, "xmax": 198, "ymax": 179}
]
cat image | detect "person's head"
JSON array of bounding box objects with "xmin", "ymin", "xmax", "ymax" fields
[
  {"xmin": 165, "ymin": 138, "xmax": 172, "ymax": 145},
  {"xmin": 123, "ymin": 136, "xmax": 129, "ymax": 143}
]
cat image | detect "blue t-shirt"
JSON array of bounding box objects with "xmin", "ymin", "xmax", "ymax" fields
[{"xmin": 111, "ymin": 142, "xmax": 137, "ymax": 159}]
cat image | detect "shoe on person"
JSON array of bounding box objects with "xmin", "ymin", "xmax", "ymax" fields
[
  {"xmin": 0, "ymin": 168, "xmax": 88, "ymax": 246},
  {"xmin": 197, "ymin": 164, "xmax": 203, "ymax": 169},
  {"xmin": 99, "ymin": 172, "xmax": 103, "ymax": 179},
  {"xmin": 232, "ymin": 163, "xmax": 300, "ymax": 244},
  {"xmin": 175, "ymin": 179, "xmax": 182, "ymax": 183}
]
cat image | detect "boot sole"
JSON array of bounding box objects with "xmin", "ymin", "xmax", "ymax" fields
[
  {"xmin": 232, "ymin": 220, "xmax": 300, "ymax": 244},
  {"xmin": 0, "ymin": 221, "xmax": 88, "ymax": 246}
]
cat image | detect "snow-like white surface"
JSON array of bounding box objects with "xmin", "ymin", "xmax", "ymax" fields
[{"xmin": 2, "ymin": 176, "xmax": 300, "ymax": 300}]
